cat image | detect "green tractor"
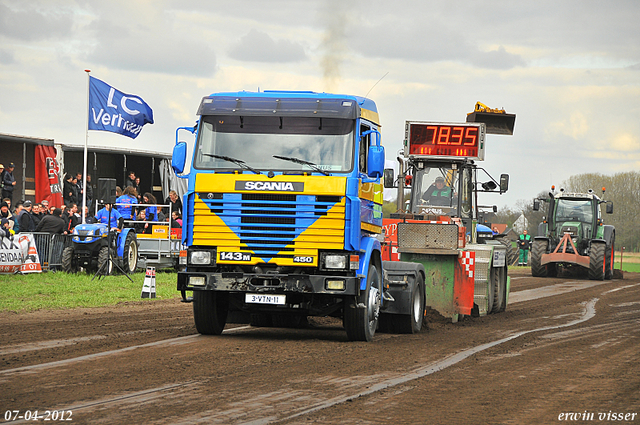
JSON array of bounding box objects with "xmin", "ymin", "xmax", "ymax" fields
[{"xmin": 531, "ymin": 187, "xmax": 614, "ymax": 280}]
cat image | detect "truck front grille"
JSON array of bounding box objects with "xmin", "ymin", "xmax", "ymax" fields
[{"xmin": 192, "ymin": 193, "xmax": 345, "ymax": 260}]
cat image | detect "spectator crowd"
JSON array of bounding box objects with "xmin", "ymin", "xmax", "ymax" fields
[{"xmin": 0, "ymin": 167, "xmax": 182, "ymax": 239}]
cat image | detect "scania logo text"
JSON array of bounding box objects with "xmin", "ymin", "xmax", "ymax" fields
[{"xmin": 236, "ymin": 181, "xmax": 304, "ymax": 192}]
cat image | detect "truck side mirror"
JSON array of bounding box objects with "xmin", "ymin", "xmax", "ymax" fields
[
  {"xmin": 383, "ymin": 168, "xmax": 395, "ymax": 188},
  {"xmin": 499, "ymin": 174, "xmax": 509, "ymax": 193},
  {"xmin": 606, "ymin": 201, "xmax": 613, "ymax": 214},
  {"xmin": 368, "ymin": 144, "xmax": 385, "ymax": 179},
  {"xmin": 533, "ymin": 199, "xmax": 540, "ymax": 211},
  {"xmin": 172, "ymin": 142, "xmax": 187, "ymax": 175}
]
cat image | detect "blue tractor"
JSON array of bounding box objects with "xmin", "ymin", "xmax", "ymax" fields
[{"xmin": 61, "ymin": 223, "xmax": 139, "ymax": 274}]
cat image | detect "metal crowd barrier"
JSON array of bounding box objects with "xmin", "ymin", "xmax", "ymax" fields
[{"xmin": 31, "ymin": 232, "xmax": 73, "ymax": 271}]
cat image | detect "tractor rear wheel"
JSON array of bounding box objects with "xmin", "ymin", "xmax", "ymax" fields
[
  {"xmin": 497, "ymin": 237, "xmax": 518, "ymax": 266},
  {"xmin": 589, "ymin": 242, "xmax": 605, "ymax": 281},
  {"xmin": 604, "ymin": 234, "xmax": 615, "ymax": 280},
  {"xmin": 61, "ymin": 246, "xmax": 77, "ymax": 273},
  {"xmin": 122, "ymin": 232, "xmax": 138, "ymax": 274},
  {"xmin": 531, "ymin": 240, "xmax": 549, "ymax": 277}
]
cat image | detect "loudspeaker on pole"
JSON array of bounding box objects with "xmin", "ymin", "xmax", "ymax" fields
[
  {"xmin": 141, "ymin": 266, "xmax": 156, "ymax": 299},
  {"xmin": 97, "ymin": 178, "xmax": 117, "ymax": 204}
]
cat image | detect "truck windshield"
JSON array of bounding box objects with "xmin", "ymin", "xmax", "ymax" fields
[
  {"xmin": 194, "ymin": 115, "xmax": 355, "ymax": 172},
  {"xmin": 555, "ymin": 199, "xmax": 593, "ymax": 223}
]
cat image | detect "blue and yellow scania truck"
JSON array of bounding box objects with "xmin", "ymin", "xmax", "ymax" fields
[{"xmin": 172, "ymin": 90, "xmax": 427, "ymax": 341}]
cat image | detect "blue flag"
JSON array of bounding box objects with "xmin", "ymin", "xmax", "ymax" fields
[{"xmin": 88, "ymin": 76, "xmax": 154, "ymax": 139}]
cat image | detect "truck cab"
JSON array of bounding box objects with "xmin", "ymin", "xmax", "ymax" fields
[{"xmin": 172, "ymin": 90, "xmax": 395, "ymax": 341}]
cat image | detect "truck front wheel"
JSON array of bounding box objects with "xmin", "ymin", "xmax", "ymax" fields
[
  {"xmin": 193, "ymin": 291, "xmax": 228, "ymax": 335},
  {"xmin": 344, "ymin": 263, "xmax": 381, "ymax": 342}
]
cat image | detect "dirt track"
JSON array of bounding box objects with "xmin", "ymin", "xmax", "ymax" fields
[{"xmin": 1, "ymin": 268, "xmax": 639, "ymax": 424}]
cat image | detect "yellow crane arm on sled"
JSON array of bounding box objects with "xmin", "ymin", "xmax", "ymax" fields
[{"xmin": 466, "ymin": 101, "xmax": 516, "ymax": 135}]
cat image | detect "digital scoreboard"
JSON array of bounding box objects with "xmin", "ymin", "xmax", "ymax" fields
[{"xmin": 405, "ymin": 121, "xmax": 486, "ymax": 161}]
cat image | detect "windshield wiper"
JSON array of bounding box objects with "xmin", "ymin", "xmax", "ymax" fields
[
  {"xmin": 272, "ymin": 155, "xmax": 330, "ymax": 176},
  {"xmin": 204, "ymin": 154, "xmax": 262, "ymax": 175}
]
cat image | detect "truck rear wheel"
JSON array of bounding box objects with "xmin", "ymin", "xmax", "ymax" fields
[
  {"xmin": 589, "ymin": 242, "xmax": 605, "ymax": 281},
  {"xmin": 344, "ymin": 263, "xmax": 381, "ymax": 342},
  {"xmin": 391, "ymin": 278, "xmax": 425, "ymax": 334},
  {"xmin": 61, "ymin": 247, "xmax": 77, "ymax": 273},
  {"xmin": 122, "ymin": 232, "xmax": 138, "ymax": 274},
  {"xmin": 193, "ymin": 291, "xmax": 228, "ymax": 335}
]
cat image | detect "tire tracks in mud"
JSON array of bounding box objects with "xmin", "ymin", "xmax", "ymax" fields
[{"xmin": 3, "ymin": 278, "xmax": 639, "ymax": 424}]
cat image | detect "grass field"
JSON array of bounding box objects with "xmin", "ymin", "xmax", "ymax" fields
[
  {"xmin": 2, "ymin": 251, "xmax": 639, "ymax": 313},
  {"xmin": 0, "ymin": 271, "xmax": 180, "ymax": 313},
  {"xmin": 616, "ymin": 251, "xmax": 640, "ymax": 273}
]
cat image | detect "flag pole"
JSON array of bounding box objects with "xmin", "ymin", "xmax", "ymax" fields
[{"xmin": 82, "ymin": 69, "xmax": 91, "ymax": 224}]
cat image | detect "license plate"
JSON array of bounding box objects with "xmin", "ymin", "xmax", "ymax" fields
[{"xmin": 245, "ymin": 294, "xmax": 286, "ymax": 305}]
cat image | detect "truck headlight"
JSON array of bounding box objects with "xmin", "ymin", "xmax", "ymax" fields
[
  {"xmin": 188, "ymin": 250, "xmax": 214, "ymax": 265},
  {"xmin": 324, "ymin": 254, "xmax": 347, "ymax": 270}
]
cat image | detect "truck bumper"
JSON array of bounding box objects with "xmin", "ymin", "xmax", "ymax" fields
[{"xmin": 177, "ymin": 271, "xmax": 360, "ymax": 296}]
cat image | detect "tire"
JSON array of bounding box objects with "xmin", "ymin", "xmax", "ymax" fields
[
  {"xmin": 497, "ymin": 237, "xmax": 518, "ymax": 266},
  {"xmin": 61, "ymin": 246, "xmax": 77, "ymax": 273},
  {"xmin": 121, "ymin": 232, "xmax": 138, "ymax": 274},
  {"xmin": 193, "ymin": 290, "xmax": 228, "ymax": 335},
  {"xmin": 97, "ymin": 246, "xmax": 113, "ymax": 275},
  {"xmin": 491, "ymin": 266, "xmax": 506, "ymax": 313},
  {"xmin": 589, "ymin": 242, "xmax": 605, "ymax": 281},
  {"xmin": 604, "ymin": 234, "xmax": 615, "ymax": 280},
  {"xmin": 395, "ymin": 279, "xmax": 426, "ymax": 333},
  {"xmin": 531, "ymin": 239, "xmax": 549, "ymax": 277},
  {"xmin": 344, "ymin": 263, "xmax": 381, "ymax": 342},
  {"xmin": 486, "ymin": 267, "xmax": 495, "ymax": 314}
]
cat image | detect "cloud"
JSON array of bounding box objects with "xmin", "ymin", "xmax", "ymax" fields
[
  {"xmin": 548, "ymin": 112, "xmax": 589, "ymax": 140},
  {"xmin": 228, "ymin": 29, "xmax": 307, "ymax": 63},
  {"xmin": 470, "ymin": 46, "xmax": 526, "ymax": 69},
  {"xmin": 85, "ymin": 11, "xmax": 217, "ymax": 77},
  {"xmin": 609, "ymin": 133, "xmax": 640, "ymax": 152},
  {"xmin": 0, "ymin": 48, "xmax": 14, "ymax": 65},
  {"xmin": 0, "ymin": 3, "xmax": 74, "ymax": 41}
]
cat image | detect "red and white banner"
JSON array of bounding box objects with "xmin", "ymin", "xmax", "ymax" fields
[
  {"xmin": 0, "ymin": 233, "xmax": 42, "ymax": 274},
  {"xmin": 35, "ymin": 145, "xmax": 63, "ymax": 208}
]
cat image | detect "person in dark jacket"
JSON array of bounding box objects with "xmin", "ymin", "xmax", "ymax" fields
[
  {"xmin": 2, "ymin": 163, "xmax": 16, "ymax": 204},
  {"xmin": 63, "ymin": 173, "xmax": 78, "ymax": 207},
  {"xmin": 17, "ymin": 200, "xmax": 35, "ymax": 233},
  {"xmin": 35, "ymin": 208, "xmax": 67, "ymax": 234}
]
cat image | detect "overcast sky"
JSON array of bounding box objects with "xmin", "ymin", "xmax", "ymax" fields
[{"xmin": 1, "ymin": 0, "xmax": 639, "ymax": 209}]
